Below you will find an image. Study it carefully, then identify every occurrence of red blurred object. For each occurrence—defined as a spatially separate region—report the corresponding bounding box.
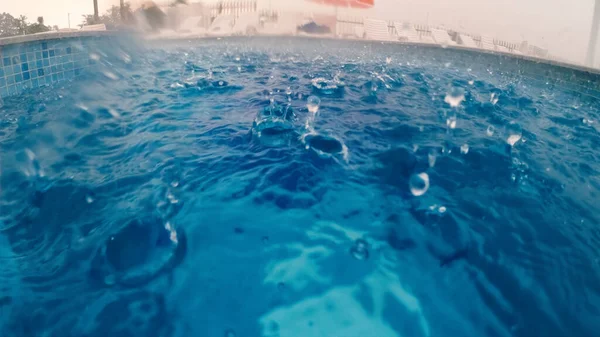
[308,0,374,8]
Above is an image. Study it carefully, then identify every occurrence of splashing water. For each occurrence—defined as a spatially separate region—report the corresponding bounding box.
[444,87,465,108]
[446,113,457,129]
[307,96,321,114]
[486,125,495,136]
[409,173,430,196]
[490,93,499,105]
[506,121,523,146]
[460,144,470,154]
[428,149,437,168]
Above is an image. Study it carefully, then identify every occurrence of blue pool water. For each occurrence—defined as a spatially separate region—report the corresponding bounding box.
[1,36,600,337]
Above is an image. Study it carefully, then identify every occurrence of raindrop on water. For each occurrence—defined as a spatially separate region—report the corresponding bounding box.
[506,121,523,146]
[486,125,495,136]
[350,239,369,260]
[386,57,392,64]
[446,113,457,129]
[428,149,437,168]
[490,93,499,105]
[444,87,465,108]
[409,172,430,196]
[307,96,320,114]
[460,144,469,154]
[468,80,474,85]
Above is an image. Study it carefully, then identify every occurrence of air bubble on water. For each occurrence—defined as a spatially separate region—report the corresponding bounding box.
[506,121,523,146]
[468,80,474,85]
[409,172,430,196]
[444,87,465,108]
[446,113,457,129]
[486,125,495,136]
[350,239,369,260]
[103,71,118,81]
[428,149,437,168]
[307,96,320,114]
[460,144,469,154]
[490,93,499,105]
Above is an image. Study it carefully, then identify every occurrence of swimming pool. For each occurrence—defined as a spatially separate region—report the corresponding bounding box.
[1,36,599,337]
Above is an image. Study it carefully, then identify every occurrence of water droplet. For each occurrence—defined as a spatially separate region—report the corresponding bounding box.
[409,173,430,196]
[307,96,320,114]
[286,87,292,95]
[428,149,437,168]
[444,87,465,108]
[511,173,516,182]
[468,80,474,85]
[506,121,522,146]
[446,113,457,129]
[85,193,95,204]
[170,181,179,188]
[490,93,499,105]
[235,56,241,61]
[350,239,369,260]
[438,206,447,213]
[460,144,469,154]
[386,57,392,64]
[486,125,495,136]
[224,328,236,337]
[103,71,118,81]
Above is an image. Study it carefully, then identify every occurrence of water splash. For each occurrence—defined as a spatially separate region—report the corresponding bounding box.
[490,93,499,105]
[460,144,469,154]
[428,149,437,168]
[486,125,495,136]
[506,121,523,146]
[446,113,457,129]
[444,87,465,108]
[409,173,430,196]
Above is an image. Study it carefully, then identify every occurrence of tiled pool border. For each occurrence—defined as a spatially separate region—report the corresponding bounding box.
[0,31,115,99]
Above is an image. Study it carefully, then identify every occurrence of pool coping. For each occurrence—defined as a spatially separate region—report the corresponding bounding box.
[0,31,116,47]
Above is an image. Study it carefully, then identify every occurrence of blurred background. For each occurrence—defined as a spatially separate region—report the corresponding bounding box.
[1,0,599,68]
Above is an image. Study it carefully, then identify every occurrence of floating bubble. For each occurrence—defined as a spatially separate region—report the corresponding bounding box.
[307,96,321,114]
[460,144,469,154]
[350,239,369,260]
[439,206,447,213]
[409,172,430,196]
[506,121,523,146]
[444,87,465,108]
[486,125,495,136]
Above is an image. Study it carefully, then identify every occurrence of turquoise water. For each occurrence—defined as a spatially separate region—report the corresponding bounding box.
[1,37,600,337]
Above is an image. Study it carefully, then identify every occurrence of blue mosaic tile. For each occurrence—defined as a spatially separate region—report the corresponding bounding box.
[0,68,3,77]
[15,74,22,82]
[43,59,49,67]
[35,51,42,59]
[66,47,72,54]
[32,78,39,87]
[36,60,42,68]
[31,70,37,79]
[49,50,55,57]
[7,76,14,85]
[51,73,58,82]
[8,85,17,95]
[21,63,28,71]
[23,72,30,80]
[20,54,27,62]
[27,52,34,61]
[75,68,82,76]
[0,78,5,87]
[0,87,8,97]
[28,61,35,70]
[42,42,48,50]
[65,70,75,79]
[5,66,14,76]
[58,72,64,80]
[38,68,44,76]
[43,51,48,58]
[11,56,20,64]
[3,57,11,66]
[12,65,19,74]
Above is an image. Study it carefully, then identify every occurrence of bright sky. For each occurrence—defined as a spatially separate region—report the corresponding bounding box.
[2,0,596,64]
